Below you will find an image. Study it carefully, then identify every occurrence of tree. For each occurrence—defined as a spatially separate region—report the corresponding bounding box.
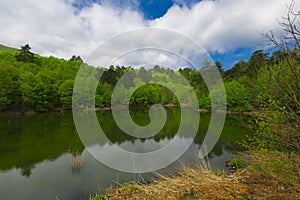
[152,65,162,72]
[178,67,191,80]
[215,61,224,75]
[261,0,300,131]
[100,66,118,86]
[250,1,300,182]
[264,0,300,63]
[138,67,152,83]
[224,60,249,80]
[122,69,136,89]
[69,55,83,62]
[0,67,13,110]
[95,82,112,107]
[225,80,252,111]
[0,60,20,111]
[269,50,287,65]
[58,79,74,110]
[18,71,36,110]
[15,44,36,63]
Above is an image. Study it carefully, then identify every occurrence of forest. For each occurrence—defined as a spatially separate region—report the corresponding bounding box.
[0,44,280,113]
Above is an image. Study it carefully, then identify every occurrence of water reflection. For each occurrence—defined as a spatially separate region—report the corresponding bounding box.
[71,152,82,175]
[0,108,251,200]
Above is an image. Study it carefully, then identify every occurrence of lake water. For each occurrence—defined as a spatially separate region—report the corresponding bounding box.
[0,108,251,200]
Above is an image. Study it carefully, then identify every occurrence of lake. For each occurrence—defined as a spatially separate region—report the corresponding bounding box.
[0,107,251,200]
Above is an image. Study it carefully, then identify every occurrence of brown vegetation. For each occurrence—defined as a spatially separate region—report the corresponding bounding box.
[95,156,300,200]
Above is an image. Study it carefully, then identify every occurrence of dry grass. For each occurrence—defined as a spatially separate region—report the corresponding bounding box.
[71,152,82,175]
[96,165,299,200]
[90,152,300,200]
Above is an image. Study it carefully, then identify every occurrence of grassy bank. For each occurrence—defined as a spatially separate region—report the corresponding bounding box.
[89,152,300,200]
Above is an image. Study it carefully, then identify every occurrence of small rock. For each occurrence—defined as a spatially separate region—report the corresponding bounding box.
[280,186,285,190]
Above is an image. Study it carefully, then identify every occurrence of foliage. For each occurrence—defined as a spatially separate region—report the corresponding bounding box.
[243,1,300,184]
[0,42,297,117]
[15,44,36,63]
[227,156,246,169]
[225,80,252,111]
[1,47,207,111]
[0,44,268,112]
[69,55,83,62]
[58,79,74,110]
[248,149,300,187]
[89,193,108,200]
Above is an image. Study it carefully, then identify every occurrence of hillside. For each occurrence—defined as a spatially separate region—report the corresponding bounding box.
[0,44,18,52]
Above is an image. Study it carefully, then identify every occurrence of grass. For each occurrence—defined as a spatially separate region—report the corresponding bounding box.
[226,156,246,171]
[0,44,18,52]
[88,193,108,200]
[245,150,300,190]
[89,153,300,200]
[89,166,253,199]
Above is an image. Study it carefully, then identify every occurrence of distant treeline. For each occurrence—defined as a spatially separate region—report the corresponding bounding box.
[0,44,298,113]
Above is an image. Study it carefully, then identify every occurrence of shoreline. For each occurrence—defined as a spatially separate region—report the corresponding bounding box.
[0,104,260,117]
[89,150,300,200]
[89,163,300,200]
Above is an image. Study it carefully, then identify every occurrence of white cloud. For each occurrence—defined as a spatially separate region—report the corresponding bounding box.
[0,0,89,57]
[0,0,299,65]
[110,49,191,69]
[86,28,207,69]
[151,0,300,53]
[0,0,145,59]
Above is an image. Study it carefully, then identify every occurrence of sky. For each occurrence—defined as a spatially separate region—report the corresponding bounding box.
[0,0,299,69]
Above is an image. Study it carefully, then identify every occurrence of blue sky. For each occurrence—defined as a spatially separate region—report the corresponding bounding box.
[70,0,260,69]
[71,0,200,19]
[134,0,199,20]
[210,48,255,70]
[0,0,298,69]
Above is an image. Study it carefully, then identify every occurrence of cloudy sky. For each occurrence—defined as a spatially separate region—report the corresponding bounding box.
[0,0,299,69]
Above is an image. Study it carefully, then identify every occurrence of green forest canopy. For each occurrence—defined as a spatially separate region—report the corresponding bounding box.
[0,44,298,114]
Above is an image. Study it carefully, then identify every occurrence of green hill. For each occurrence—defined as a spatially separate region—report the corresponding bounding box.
[0,44,18,52]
